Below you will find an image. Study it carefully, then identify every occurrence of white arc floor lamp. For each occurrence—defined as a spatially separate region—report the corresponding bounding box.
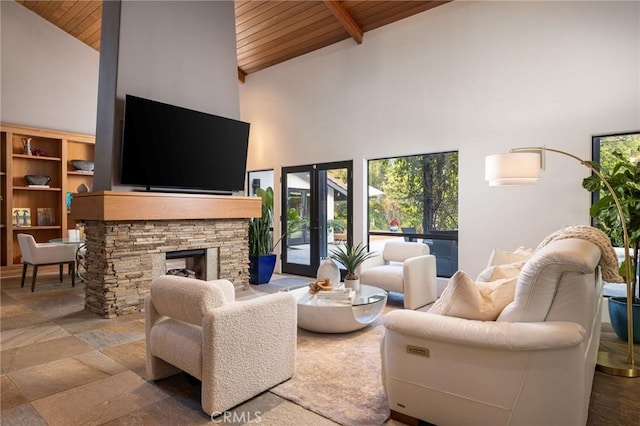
[485,146,638,378]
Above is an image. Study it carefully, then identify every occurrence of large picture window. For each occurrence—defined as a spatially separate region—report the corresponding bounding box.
[368,151,459,277]
[590,132,639,282]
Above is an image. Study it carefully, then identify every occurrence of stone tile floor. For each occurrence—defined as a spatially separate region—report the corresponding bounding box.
[3,272,638,425]
[0,273,348,425]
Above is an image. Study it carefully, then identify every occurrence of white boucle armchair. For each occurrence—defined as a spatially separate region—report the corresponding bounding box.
[359,241,437,309]
[145,275,297,416]
[381,238,604,426]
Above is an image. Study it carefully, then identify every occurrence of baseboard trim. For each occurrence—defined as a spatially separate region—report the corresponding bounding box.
[390,410,420,426]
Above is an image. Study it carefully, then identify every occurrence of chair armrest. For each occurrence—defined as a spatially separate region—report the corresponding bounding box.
[201,292,297,414]
[208,279,236,302]
[204,292,297,346]
[403,254,436,281]
[402,254,437,309]
[384,310,586,350]
[359,252,385,272]
[145,295,182,380]
[202,292,298,374]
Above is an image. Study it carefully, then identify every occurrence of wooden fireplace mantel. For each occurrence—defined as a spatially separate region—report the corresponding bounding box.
[70,191,261,221]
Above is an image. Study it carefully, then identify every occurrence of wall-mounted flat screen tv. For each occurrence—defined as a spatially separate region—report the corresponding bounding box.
[120,94,250,194]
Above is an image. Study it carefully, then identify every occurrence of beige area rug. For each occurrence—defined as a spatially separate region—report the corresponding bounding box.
[271,304,399,426]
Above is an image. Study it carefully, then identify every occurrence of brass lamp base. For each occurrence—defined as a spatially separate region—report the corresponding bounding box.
[597,350,640,378]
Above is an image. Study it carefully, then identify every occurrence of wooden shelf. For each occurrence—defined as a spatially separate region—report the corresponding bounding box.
[13,154,62,162]
[14,186,62,192]
[1,123,94,269]
[12,225,61,231]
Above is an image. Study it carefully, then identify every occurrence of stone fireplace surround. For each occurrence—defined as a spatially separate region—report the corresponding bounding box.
[71,191,261,318]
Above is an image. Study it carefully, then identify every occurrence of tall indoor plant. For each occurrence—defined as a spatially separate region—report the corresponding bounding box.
[582,147,640,342]
[248,187,277,284]
[248,187,302,284]
[329,242,375,291]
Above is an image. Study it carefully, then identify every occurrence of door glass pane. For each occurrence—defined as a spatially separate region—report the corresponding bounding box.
[322,167,349,258]
[286,171,311,266]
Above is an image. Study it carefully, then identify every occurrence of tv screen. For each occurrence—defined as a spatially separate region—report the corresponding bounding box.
[120,94,250,194]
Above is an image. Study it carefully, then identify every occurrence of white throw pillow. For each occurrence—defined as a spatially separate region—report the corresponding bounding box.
[429,271,517,321]
[487,246,533,267]
[476,261,525,282]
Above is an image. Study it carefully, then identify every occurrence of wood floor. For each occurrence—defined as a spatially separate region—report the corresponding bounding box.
[587,324,640,426]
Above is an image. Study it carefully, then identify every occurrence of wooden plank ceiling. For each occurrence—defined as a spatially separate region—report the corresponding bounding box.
[17,0,450,82]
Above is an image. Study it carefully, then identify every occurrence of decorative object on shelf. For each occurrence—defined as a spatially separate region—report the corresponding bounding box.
[485,146,639,378]
[77,183,90,193]
[12,208,31,227]
[329,242,375,292]
[31,148,47,157]
[70,159,94,172]
[24,175,51,186]
[66,192,73,213]
[388,219,400,232]
[21,137,32,155]
[37,208,55,226]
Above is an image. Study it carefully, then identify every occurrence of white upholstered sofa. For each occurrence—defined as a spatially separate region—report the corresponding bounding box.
[381,238,604,425]
[359,241,437,309]
[145,275,297,416]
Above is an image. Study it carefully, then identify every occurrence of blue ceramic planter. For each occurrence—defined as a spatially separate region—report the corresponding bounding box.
[608,296,640,344]
[249,254,276,284]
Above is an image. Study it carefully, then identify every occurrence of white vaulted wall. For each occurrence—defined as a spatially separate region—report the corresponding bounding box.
[0,1,99,134]
[240,1,640,276]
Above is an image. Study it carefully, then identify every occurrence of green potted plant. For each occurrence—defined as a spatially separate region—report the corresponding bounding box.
[248,187,302,284]
[249,187,277,284]
[329,242,375,291]
[582,146,640,343]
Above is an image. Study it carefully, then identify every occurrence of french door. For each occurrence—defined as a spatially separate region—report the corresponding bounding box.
[281,161,352,277]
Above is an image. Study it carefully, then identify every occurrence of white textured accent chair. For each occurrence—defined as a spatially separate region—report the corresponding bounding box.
[18,233,76,292]
[145,275,297,416]
[382,238,604,425]
[359,241,437,309]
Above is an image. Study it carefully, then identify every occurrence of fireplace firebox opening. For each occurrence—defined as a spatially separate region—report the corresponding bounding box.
[166,249,207,279]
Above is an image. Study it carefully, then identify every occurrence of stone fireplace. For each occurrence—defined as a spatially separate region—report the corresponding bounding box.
[70,191,261,318]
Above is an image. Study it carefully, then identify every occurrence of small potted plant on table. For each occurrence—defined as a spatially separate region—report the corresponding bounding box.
[329,242,375,291]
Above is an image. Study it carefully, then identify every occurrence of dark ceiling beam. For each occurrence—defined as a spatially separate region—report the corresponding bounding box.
[322,0,363,44]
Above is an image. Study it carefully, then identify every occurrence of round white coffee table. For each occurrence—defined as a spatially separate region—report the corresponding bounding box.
[293,284,388,333]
